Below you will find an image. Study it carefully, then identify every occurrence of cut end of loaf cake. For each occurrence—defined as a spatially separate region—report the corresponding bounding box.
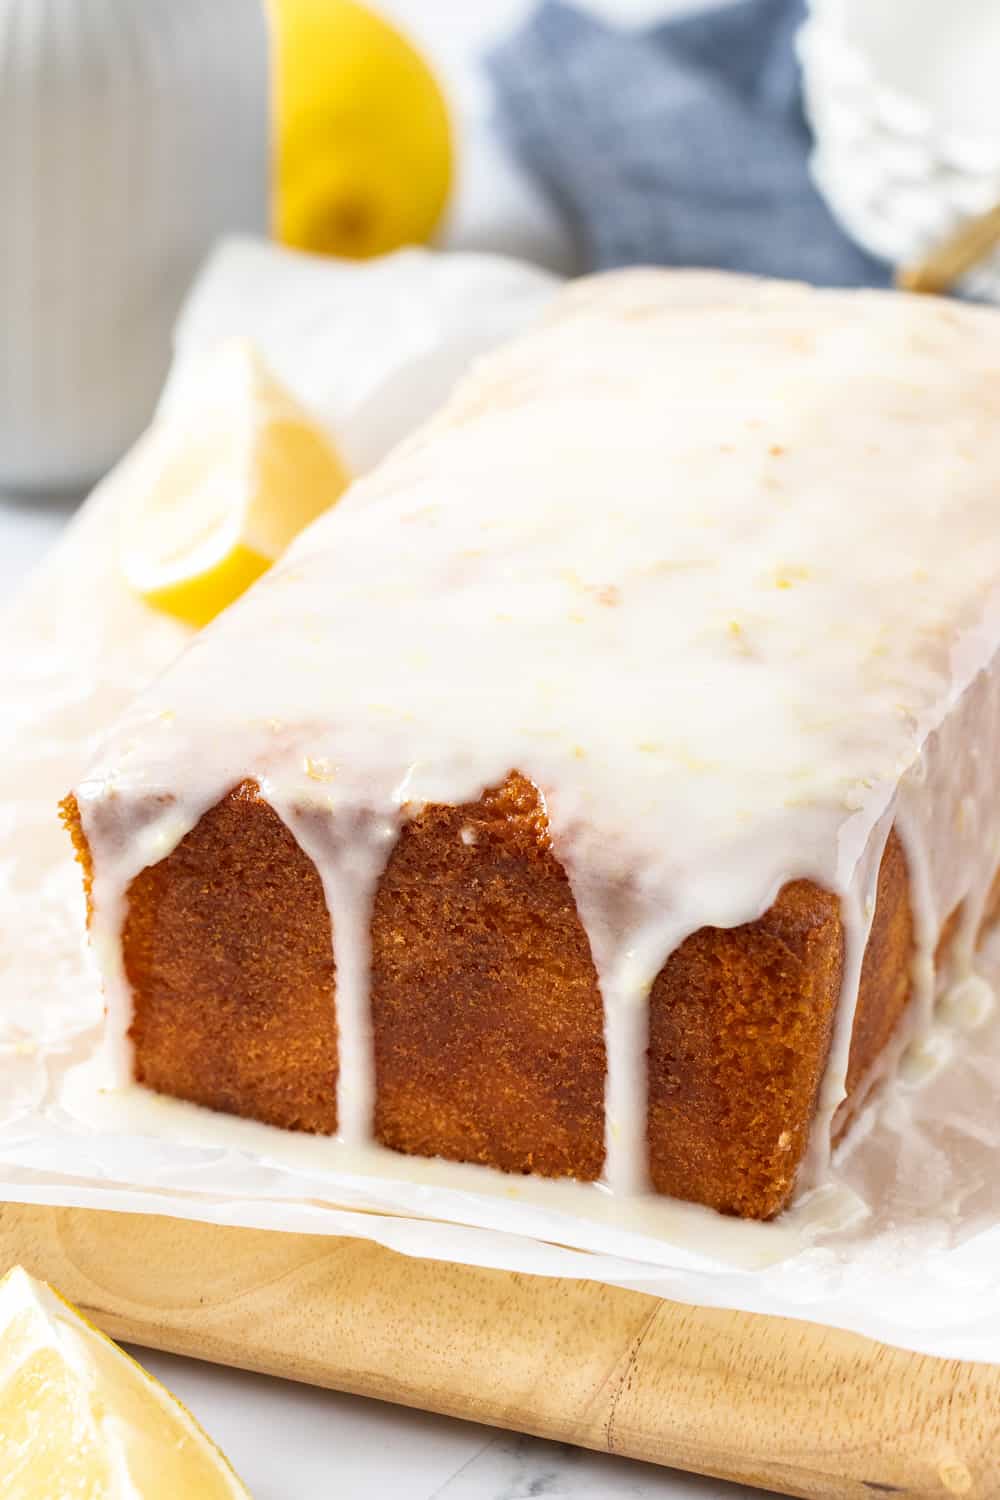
[62,775,916,1219]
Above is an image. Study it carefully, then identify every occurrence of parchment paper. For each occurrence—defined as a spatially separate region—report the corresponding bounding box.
[3,239,1000,1363]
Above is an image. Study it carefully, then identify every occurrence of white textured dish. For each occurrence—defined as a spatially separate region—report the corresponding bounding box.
[798,0,1000,298]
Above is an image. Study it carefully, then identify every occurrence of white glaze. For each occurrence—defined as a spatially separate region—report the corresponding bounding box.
[940,973,995,1030]
[76,269,1000,1212]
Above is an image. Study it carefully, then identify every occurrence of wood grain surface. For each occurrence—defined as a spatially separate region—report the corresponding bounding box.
[0,1203,995,1499]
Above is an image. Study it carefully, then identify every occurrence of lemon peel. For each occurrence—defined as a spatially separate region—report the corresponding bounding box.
[0,1265,250,1499]
[119,338,350,628]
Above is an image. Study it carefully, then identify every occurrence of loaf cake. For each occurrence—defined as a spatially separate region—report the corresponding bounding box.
[63,270,1000,1220]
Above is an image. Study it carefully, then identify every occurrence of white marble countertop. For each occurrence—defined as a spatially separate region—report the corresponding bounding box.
[1,1,784,1492]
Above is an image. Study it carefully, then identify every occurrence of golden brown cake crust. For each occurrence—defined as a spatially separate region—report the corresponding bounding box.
[646,880,844,1218]
[62,777,918,1218]
[371,774,607,1179]
[121,782,338,1134]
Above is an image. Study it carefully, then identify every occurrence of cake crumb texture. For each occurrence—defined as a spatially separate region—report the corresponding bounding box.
[372,773,607,1179]
[123,781,338,1134]
[647,878,844,1218]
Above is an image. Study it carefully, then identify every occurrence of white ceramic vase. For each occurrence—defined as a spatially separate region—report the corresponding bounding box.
[0,0,269,493]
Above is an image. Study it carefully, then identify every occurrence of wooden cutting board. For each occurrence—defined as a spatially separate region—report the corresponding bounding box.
[0,1202,995,1499]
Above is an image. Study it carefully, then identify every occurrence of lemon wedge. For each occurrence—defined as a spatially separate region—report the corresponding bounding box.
[267,0,453,259]
[0,1265,250,1499]
[119,338,350,628]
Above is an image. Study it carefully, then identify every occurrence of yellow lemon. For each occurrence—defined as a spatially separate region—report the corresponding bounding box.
[119,338,350,628]
[0,1265,250,1499]
[267,0,453,258]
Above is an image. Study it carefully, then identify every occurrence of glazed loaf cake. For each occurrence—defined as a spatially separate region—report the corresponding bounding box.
[64,270,1000,1219]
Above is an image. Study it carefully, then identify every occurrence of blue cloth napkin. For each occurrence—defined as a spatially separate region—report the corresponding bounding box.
[487,0,890,286]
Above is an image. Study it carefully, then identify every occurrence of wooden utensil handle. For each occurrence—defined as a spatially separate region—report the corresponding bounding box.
[0,1203,994,1499]
[897,202,1000,295]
